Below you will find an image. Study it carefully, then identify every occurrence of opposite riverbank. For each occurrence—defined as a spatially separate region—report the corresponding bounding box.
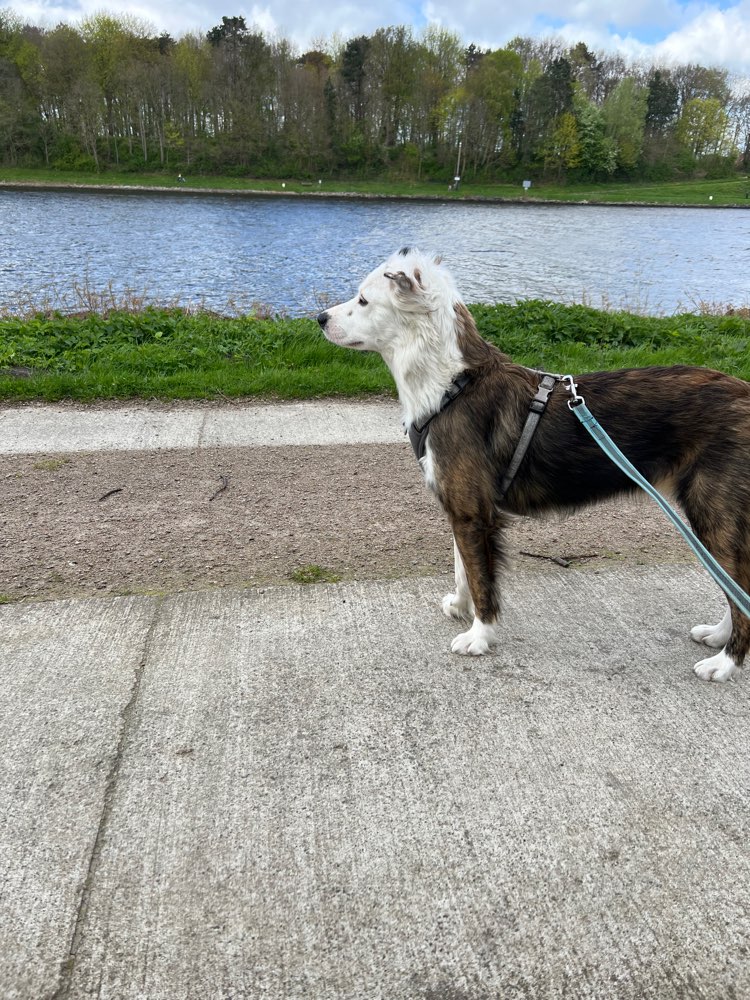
[2,168,749,208]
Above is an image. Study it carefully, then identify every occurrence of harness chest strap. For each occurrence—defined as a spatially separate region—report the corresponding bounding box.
[407,371,472,462]
[498,373,559,501]
[407,370,559,504]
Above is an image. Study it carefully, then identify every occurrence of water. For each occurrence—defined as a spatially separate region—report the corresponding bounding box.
[1,188,749,316]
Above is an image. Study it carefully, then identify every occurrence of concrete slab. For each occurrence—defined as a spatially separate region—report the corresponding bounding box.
[0,595,159,1000]
[0,401,402,455]
[7,567,744,999]
[200,401,402,448]
[0,407,205,455]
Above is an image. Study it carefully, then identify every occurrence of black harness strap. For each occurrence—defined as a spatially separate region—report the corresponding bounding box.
[407,371,472,461]
[498,373,559,501]
[407,370,560,504]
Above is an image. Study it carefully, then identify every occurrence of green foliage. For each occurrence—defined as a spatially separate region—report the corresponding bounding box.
[602,78,647,173]
[470,302,750,377]
[543,112,580,178]
[0,303,748,403]
[645,70,679,136]
[676,98,731,157]
[0,13,745,184]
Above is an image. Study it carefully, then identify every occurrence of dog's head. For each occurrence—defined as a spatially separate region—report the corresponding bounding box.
[317,247,457,357]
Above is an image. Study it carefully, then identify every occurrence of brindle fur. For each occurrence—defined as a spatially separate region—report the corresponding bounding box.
[431,304,750,667]
[318,249,750,677]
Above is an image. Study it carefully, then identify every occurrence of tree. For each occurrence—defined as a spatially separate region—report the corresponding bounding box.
[78,13,153,165]
[171,33,212,166]
[573,92,617,178]
[645,69,678,137]
[676,97,731,157]
[340,35,369,124]
[367,26,417,147]
[568,42,602,101]
[461,47,523,174]
[727,86,750,168]
[521,56,574,167]
[672,64,729,109]
[416,27,463,141]
[543,111,580,179]
[602,77,647,172]
[206,15,248,48]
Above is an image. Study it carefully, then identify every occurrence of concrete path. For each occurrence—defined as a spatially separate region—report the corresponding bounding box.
[1,403,749,999]
[0,400,402,454]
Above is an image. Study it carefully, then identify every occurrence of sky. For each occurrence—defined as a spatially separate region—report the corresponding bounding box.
[9,0,750,76]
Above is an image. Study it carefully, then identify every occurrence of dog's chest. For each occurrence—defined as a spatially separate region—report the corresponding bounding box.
[419,439,440,495]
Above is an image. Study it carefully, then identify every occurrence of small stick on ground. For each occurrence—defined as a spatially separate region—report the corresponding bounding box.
[97,487,123,502]
[209,475,230,502]
[519,550,599,568]
[213,389,239,405]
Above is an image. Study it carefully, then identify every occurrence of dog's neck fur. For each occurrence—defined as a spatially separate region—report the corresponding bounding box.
[381,299,496,427]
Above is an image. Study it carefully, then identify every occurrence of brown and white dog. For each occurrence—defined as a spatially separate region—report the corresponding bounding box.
[317,247,750,682]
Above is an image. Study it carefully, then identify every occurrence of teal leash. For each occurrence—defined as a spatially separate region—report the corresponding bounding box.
[562,375,750,619]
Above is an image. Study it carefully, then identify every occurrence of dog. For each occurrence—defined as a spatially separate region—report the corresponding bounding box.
[317,247,750,682]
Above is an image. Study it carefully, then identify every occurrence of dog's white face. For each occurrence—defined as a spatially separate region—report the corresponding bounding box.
[318,263,395,353]
[317,249,449,358]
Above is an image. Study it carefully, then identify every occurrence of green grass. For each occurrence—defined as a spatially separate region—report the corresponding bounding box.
[0,302,748,402]
[288,564,342,584]
[1,167,749,207]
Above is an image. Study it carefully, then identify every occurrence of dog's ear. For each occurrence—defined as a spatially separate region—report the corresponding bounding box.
[384,270,415,294]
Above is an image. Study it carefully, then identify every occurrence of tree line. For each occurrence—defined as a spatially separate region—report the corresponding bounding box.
[1,10,749,183]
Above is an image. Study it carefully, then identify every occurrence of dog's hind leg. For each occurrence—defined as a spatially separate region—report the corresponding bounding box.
[693,603,749,682]
[448,518,503,656]
[442,536,474,623]
[685,500,750,681]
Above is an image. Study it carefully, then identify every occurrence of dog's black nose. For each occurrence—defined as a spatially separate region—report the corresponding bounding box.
[317,311,329,328]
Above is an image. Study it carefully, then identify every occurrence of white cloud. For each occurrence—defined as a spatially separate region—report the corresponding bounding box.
[652,3,750,71]
[8,0,750,72]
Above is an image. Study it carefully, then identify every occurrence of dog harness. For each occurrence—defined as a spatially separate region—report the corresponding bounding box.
[407,370,560,504]
[407,371,472,462]
[498,373,559,501]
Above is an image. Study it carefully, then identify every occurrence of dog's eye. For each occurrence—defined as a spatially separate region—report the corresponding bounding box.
[358,295,368,306]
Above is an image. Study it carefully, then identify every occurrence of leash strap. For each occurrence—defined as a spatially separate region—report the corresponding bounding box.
[499,374,558,501]
[564,376,750,618]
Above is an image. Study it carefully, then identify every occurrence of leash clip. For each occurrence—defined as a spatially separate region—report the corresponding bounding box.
[563,374,584,409]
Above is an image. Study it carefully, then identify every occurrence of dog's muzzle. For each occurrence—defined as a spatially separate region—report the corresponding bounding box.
[317,311,329,328]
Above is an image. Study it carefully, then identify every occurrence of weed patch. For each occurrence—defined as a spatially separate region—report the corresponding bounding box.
[33,457,72,471]
[289,565,342,584]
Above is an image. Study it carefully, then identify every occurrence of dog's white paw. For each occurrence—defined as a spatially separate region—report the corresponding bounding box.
[690,608,732,648]
[694,649,737,683]
[442,592,473,622]
[450,619,496,656]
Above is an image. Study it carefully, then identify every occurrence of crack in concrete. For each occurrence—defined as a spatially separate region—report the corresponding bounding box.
[50,596,165,1000]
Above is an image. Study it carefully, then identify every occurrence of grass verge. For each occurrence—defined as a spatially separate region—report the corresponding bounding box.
[0,302,748,403]
[1,167,749,207]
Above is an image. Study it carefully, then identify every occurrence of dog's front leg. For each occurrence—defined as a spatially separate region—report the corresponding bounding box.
[448,520,500,656]
[442,536,474,622]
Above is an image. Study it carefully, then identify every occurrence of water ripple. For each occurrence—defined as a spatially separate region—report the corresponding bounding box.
[0,189,748,315]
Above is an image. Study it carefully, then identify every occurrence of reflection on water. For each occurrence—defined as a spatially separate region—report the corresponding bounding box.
[1,189,748,315]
